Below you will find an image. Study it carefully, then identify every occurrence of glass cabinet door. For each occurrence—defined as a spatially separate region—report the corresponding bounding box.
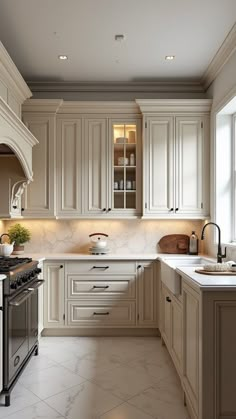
[112,123,137,211]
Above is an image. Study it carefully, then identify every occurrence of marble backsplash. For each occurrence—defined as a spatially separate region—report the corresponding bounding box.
[4,219,205,254]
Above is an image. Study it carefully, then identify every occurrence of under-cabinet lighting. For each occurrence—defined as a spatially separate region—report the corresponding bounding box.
[165,55,175,60]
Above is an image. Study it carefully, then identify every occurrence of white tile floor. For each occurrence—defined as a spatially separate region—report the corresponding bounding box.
[0,337,190,419]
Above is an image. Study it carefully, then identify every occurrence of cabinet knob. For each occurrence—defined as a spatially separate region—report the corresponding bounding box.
[108,208,111,212]
[166,296,172,303]
[13,205,17,209]
[60,265,63,269]
[169,208,174,212]
[137,265,142,269]
[175,208,179,212]
[102,208,106,212]
[21,208,25,212]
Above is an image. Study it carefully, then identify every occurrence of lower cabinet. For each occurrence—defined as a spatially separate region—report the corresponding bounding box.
[43,262,65,328]
[67,300,136,327]
[43,259,158,330]
[160,282,183,375]
[182,282,199,418]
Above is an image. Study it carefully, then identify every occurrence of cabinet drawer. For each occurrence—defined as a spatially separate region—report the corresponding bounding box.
[67,300,136,326]
[67,275,136,299]
[66,261,136,275]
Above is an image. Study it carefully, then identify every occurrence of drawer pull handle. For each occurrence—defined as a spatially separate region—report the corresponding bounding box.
[92,266,109,270]
[166,296,172,303]
[93,312,110,316]
[92,285,109,289]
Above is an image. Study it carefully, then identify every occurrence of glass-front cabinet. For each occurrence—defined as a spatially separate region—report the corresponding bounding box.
[110,119,141,216]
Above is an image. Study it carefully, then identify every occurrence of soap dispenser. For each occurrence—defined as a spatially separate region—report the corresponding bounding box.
[189,231,198,255]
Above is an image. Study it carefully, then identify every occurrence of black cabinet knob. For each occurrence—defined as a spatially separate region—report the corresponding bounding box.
[103,208,106,212]
[169,208,174,212]
[21,208,25,212]
[13,205,17,209]
[175,208,179,212]
[166,296,172,303]
[60,265,63,269]
[137,265,142,269]
[108,208,111,212]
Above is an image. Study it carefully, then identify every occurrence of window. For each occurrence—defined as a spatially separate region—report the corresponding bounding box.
[215,98,236,244]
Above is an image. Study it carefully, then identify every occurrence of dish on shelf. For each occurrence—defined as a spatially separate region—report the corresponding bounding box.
[116,137,128,144]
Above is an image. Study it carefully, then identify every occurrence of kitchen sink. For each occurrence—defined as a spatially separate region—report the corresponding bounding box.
[162,256,215,268]
[160,256,215,295]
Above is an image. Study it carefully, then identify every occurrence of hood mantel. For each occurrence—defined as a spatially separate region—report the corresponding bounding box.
[0,97,38,181]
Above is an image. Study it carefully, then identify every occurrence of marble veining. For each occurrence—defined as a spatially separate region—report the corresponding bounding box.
[5,219,203,254]
[0,336,190,419]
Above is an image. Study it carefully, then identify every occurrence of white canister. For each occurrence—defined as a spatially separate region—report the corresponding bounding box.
[130,154,135,166]
[114,182,118,190]
[119,180,124,190]
[126,180,132,190]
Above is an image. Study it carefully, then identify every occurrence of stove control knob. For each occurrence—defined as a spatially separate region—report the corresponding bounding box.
[35,268,42,275]
[22,276,28,283]
[17,278,22,286]
[10,282,17,289]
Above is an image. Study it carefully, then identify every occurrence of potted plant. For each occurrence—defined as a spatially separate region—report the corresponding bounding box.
[8,223,31,254]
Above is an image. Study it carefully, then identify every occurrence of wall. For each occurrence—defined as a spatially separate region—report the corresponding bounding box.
[206,49,236,258]
[4,219,204,255]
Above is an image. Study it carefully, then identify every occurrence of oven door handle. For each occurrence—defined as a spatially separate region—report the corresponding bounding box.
[27,279,45,291]
[9,289,34,307]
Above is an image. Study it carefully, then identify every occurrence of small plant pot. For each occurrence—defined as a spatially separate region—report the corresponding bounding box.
[13,245,24,255]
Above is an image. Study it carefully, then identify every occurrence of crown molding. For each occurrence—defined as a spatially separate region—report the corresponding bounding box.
[22,99,141,114]
[27,80,205,94]
[0,41,32,103]
[201,23,236,90]
[22,99,63,113]
[58,101,140,114]
[136,99,212,113]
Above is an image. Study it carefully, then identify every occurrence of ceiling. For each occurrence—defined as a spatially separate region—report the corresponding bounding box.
[0,0,235,83]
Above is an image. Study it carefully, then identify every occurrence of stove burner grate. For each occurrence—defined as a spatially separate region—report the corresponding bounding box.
[0,257,32,272]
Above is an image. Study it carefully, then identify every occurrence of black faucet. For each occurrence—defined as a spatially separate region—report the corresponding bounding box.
[201,222,226,263]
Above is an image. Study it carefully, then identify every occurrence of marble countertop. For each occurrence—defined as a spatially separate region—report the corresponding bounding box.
[177,266,236,290]
[22,253,161,262]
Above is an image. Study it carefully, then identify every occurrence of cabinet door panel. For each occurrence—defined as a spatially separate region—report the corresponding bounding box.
[176,117,203,215]
[138,262,157,326]
[182,284,199,416]
[171,298,183,375]
[57,119,82,216]
[144,117,174,215]
[84,119,107,214]
[23,116,55,217]
[44,263,65,328]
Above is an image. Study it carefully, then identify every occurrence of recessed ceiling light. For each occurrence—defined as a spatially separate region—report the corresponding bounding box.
[58,55,68,60]
[115,34,126,42]
[165,55,175,61]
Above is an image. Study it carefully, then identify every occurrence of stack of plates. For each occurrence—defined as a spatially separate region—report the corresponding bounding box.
[89,246,111,255]
[116,137,128,144]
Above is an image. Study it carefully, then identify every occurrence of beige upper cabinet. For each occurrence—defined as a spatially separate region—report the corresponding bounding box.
[57,117,83,217]
[83,116,141,217]
[22,100,62,218]
[83,118,108,215]
[137,99,211,219]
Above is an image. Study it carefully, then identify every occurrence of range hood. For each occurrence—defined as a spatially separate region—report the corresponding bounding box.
[0,97,38,218]
[0,96,38,181]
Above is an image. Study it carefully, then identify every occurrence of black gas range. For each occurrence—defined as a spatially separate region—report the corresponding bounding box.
[0,257,44,407]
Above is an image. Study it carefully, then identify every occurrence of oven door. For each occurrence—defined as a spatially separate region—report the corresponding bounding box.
[6,289,32,385]
[5,279,44,386]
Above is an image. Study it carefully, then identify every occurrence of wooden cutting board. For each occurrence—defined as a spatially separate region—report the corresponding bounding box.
[158,234,189,254]
[195,269,236,275]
